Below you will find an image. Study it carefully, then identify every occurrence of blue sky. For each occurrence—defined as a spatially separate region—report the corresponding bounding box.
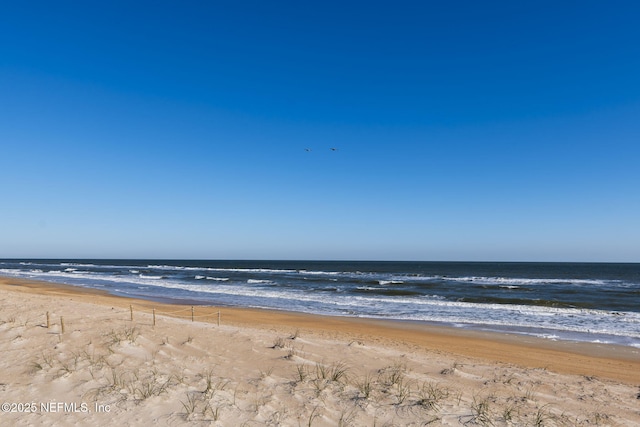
[1,1,639,261]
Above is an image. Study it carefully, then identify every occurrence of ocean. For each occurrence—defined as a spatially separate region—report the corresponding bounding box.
[1,259,639,347]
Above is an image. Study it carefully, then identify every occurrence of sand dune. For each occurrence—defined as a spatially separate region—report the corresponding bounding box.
[1,277,639,426]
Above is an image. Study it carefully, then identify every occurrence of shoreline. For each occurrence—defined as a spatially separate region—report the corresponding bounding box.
[2,275,640,425]
[2,260,638,351]
[2,275,639,384]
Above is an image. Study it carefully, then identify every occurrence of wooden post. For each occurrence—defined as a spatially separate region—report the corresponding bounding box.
[130,305,133,321]
[217,311,220,327]
[60,316,65,334]
[46,311,50,329]
[153,308,156,327]
[191,306,194,322]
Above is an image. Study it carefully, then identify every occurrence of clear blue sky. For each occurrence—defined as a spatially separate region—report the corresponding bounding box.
[1,1,639,261]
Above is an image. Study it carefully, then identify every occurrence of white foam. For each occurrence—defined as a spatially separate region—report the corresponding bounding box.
[149,265,298,274]
[61,262,97,267]
[195,275,229,281]
[300,270,341,276]
[138,274,163,280]
[442,276,611,286]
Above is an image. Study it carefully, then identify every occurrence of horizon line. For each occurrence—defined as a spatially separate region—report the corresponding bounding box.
[1,257,638,264]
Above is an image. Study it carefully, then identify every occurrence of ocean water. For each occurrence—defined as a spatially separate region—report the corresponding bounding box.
[1,259,639,347]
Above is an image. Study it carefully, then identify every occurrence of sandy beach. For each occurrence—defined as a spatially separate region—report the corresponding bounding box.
[1,276,639,426]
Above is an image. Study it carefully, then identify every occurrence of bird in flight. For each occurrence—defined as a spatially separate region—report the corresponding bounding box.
[304,147,338,152]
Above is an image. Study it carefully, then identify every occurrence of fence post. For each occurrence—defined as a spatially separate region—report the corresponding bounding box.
[191,306,194,322]
[46,311,50,329]
[153,308,156,327]
[130,305,133,321]
[60,316,65,334]
[217,311,220,327]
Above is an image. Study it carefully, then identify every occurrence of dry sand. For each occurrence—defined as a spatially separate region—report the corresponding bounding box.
[1,276,639,426]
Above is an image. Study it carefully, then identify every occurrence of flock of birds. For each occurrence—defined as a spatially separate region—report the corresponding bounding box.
[305,148,338,152]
